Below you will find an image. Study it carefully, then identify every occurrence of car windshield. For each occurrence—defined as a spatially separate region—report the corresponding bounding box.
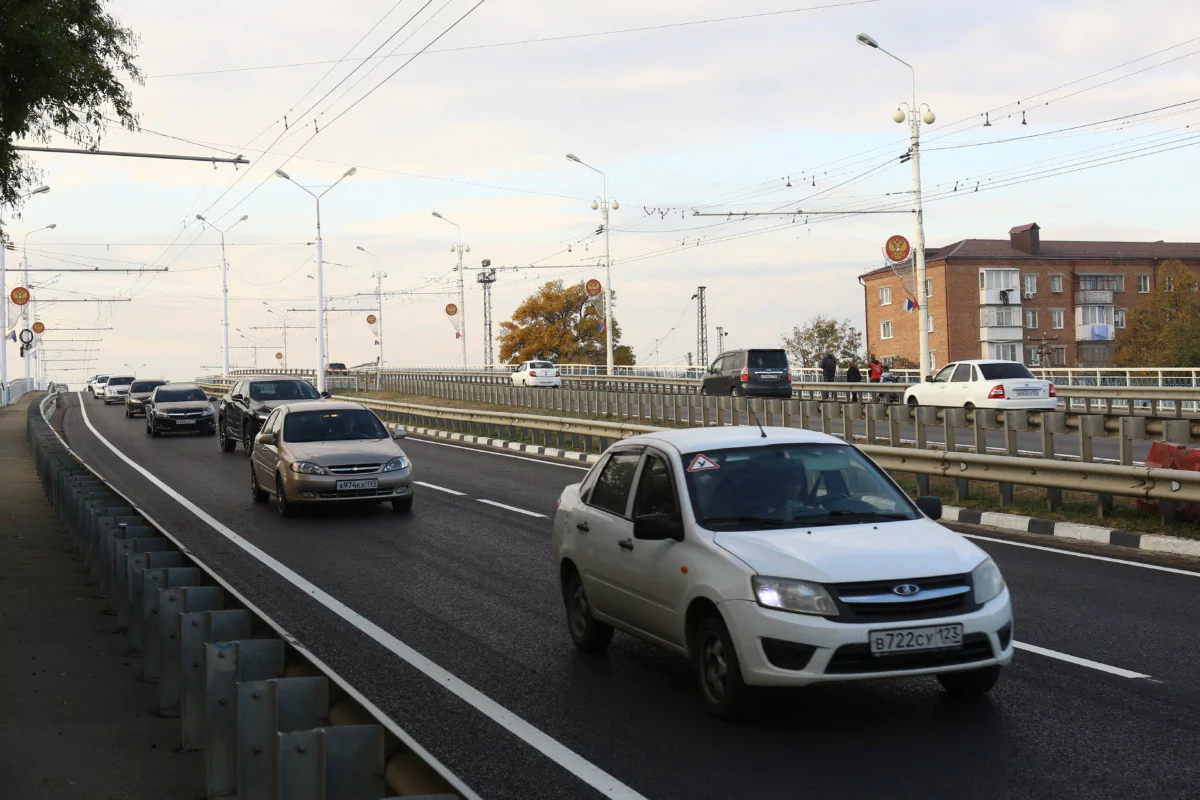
[108,376,134,385]
[283,409,388,443]
[978,362,1036,380]
[682,443,918,530]
[747,350,788,369]
[249,380,321,401]
[96,376,110,383]
[130,381,165,392]
[155,388,207,403]
[531,362,554,369]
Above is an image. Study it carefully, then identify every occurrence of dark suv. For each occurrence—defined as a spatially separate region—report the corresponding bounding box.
[217,376,327,455]
[700,349,792,398]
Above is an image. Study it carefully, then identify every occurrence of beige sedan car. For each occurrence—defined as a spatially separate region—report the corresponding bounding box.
[249,400,413,516]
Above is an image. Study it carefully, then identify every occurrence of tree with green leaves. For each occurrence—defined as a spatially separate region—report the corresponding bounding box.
[1,0,143,216]
[1112,260,1200,367]
[498,280,635,366]
[781,315,863,368]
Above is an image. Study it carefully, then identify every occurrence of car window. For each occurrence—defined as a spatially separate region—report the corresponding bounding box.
[932,365,956,383]
[154,387,207,403]
[747,350,788,369]
[727,352,745,371]
[250,380,321,401]
[283,409,387,442]
[709,357,723,373]
[262,409,283,435]
[108,376,134,385]
[633,453,680,517]
[951,364,972,382]
[514,363,526,371]
[130,380,165,392]
[531,361,554,369]
[230,381,244,397]
[978,362,1037,380]
[587,451,642,517]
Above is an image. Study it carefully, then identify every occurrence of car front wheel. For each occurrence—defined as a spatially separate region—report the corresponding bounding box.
[692,612,755,720]
[937,665,1001,697]
[562,568,612,653]
[243,424,255,456]
[275,474,292,517]
[392,494,413,512]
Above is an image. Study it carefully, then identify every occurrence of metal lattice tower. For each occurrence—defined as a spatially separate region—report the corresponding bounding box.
[477,268,497,365]
[694,286,708,367]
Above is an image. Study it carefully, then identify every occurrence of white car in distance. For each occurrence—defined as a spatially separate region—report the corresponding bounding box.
[903,359,1057,410]
[511,360,562,388]
[552,426,1013,719]
[103,375,135,404]
[87,374,111,399]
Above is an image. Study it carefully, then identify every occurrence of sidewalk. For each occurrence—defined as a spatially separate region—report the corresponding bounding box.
[0,395,202,798]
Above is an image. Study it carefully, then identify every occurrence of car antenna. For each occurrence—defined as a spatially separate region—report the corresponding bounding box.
[748,406,767,438]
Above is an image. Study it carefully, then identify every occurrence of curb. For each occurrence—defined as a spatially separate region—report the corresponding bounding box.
[943,505,1200,557]
[394,424,602,464]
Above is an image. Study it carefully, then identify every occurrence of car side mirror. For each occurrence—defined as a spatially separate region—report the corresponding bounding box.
[915,496,943,520]
[321,391,332,399]
[231,393,244,401]
[391,429,407,440]
[633,513,684,542]
[256,432,278,446]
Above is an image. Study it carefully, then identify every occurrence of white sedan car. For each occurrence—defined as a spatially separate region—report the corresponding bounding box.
[552,426,1013,719]
[510,360,562,388]
[903,359,1057,410]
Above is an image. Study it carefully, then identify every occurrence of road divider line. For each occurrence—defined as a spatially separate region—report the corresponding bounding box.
[1014,641,1150,679]
[478,499,548,518]
[961,533,1200,577]
[414,480,466,496]
[404,436,590,470]
[74,394,649,800]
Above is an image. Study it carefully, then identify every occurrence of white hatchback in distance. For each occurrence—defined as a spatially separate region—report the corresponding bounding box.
[511,360,562,388]
[903,359,1056,410]
[552,426,1013,718]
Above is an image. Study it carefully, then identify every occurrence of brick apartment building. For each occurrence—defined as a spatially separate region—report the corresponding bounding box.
[861,223,1200,370]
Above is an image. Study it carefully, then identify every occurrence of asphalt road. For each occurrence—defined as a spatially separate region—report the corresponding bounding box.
[60,392,1199,800]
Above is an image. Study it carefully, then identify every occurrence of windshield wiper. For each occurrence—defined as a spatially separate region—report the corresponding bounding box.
[702,516,793,528]
[792,510,912,525]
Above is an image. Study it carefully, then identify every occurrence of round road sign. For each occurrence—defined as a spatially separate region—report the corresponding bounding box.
[885,234,911,263]
[32,322,45,334]
[366,314,377,325]
[275,352,284,360]
[585,279,602,297]
[445,303,458,317]
[10,286,31,306]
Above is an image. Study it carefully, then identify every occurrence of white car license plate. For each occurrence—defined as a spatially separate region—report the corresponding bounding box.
[760,374,780,381]
[870,623,963,655]
[336,478,379,491]
[176,419,196,425]
[1014,389,1039,397]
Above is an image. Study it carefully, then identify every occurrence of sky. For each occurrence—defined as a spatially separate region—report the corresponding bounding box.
[5,0,1200,385]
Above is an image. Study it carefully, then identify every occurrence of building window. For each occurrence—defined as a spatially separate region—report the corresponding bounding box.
[928,351,936,370]
[881,355,895,368]
[980,269,1019,290]
[1026,346,1041,366]
[1079,343,1112,365]
[989,343,1019,361]
[1137,274,1151,293]
[1051,309,1064,329]
[927,314,934,333]
[925,278,933,299]
[1115,308,1127,329]
[1165,275,1175,291]
[1025,309,1039,329]
[1023,274,1037,296]
[981,306,1020,326]
[1051,346,1067,366]
[879,286,892,305]
[881,320,893,340]
[1050,274,1063,293]
[1080,305,1113,325]
[1078,274,1123,292]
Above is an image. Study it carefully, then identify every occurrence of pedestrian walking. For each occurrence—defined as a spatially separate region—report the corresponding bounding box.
[819,352,837,399]
[846,362,862,402]
[868,357,883,403]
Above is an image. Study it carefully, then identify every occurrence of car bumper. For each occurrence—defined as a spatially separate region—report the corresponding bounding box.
[126,399,147,414]
[152,415,216,432]
[281,469,413,503]
[744,385,793,398]
[722,590,1014,686]
[521,378,562,387]
[976,398,1058,410]
[104,392,129,402]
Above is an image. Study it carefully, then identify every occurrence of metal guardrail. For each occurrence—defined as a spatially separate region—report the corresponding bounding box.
[26,392,470,800]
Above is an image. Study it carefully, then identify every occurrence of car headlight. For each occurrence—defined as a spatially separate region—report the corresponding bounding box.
[972,558,1006,605]
[154,410,170,418]
[202,406,214,415]
[382,456,410,472]
[751,576,838,616]
[290,461,327,475]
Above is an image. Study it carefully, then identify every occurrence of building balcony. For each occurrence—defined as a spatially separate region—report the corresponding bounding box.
[1075,322,1114,341]
[980,288,1021,306]
[979,325,1023,342]
[1075,290,1114,305]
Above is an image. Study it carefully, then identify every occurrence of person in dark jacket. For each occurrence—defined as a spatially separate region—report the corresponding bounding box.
[819,352,837,398]
[846,362,862,402]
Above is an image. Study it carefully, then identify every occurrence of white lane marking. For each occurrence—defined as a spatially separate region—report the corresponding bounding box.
[414,480,466,496]
[405,436,590,470]
[1014,642,1150,679]
[74,394,648,800]
[477,499,548,519]
[961,533,1200,577]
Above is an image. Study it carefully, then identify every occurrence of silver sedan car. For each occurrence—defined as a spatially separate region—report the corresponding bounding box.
[249,400,413,516]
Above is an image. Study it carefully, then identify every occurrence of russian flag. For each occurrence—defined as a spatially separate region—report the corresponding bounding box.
[905,297,919,312]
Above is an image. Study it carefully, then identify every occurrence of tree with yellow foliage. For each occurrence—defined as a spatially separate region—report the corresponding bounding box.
[1112,260,1200,367]
[498,280,635,365]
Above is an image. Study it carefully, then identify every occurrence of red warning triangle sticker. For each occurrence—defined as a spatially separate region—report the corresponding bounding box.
[687,454,720,472]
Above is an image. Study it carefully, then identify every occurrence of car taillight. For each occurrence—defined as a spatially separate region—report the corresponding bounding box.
[988,385,1006,399]
[785,371,792,381]
[1049,383,1056,397]
[555,370,560,377]
[529,370,537,377]
[740,367,749,382]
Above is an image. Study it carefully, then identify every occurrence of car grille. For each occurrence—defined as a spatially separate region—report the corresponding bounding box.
[828,573,976,622]
[316,488,394,499]
[825,633,995,674]
[327,464,381,475]
[167,410,207,418]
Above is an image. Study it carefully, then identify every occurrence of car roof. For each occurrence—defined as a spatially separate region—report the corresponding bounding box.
[619,426,844,454]
[157,382,202,389]
[946,359,1026,366]
[241,375,310,382]
[279,400,360,412]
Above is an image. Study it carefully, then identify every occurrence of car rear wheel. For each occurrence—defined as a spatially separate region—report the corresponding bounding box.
[218,417,236,452]
[562,568,612,653]
[391,494,413,512]
[964,402,976,411]
[149,418,160,438]
[937,665,1001,697]
[275,474,292,518]
[907,396,920,406]
[250,464,268,503]
[692,612,755,720]
[730,386,743,398]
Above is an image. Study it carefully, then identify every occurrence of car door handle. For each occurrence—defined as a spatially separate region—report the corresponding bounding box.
[576,522,590,533]
[618,539,634,551]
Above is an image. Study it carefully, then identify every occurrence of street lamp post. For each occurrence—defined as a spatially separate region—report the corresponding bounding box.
[431,212,468,367]
[1,184,50,404]
[566,154,619,375]
[22,222,57,390]
[857,32,936,381]
[356,246,386,390]
[196,213,249,379]
[275,167,357,393]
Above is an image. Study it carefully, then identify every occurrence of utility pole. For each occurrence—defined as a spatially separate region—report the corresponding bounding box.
[373,269,387,390]
[476,265,497,366]
[715,326,729,354]
[693,286,708,368]
[432,212,469,366]
[196,214,249,379]
[566,153,619,375]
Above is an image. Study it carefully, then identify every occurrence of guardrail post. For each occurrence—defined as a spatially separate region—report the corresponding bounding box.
[159,586,225,716]
[865,403,888,444]
[181,609,254,752]
[1119,416,1146,467]
[106,523,154,612]
[97,515,142,599]
[206,639,289,798]
[841,402,862,442]
[279,726,387,800]
[914,407,938,495]
[886,404,908,447]
[1041,412,1067,509]
[998,411,1027,506]
[1077,414,1112,517]
[126,549,186,648]
[819,403,838,437]
[941,409,968,500]
[238,676,330,800]
[141,566,203,681]
[1163,419,1191,443]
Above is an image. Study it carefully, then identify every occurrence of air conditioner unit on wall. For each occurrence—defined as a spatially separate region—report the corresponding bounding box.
[1023,291,1035,300]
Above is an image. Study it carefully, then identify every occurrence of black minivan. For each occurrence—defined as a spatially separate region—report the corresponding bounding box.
[700,349,793,398]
